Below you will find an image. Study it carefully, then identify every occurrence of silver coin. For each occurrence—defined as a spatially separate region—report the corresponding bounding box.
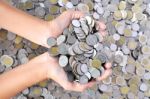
[35,6,45,17]
[58,43,68,55]
[73,43,84,54]
[140,83,148,92]
[57,35,66,45]
[86,34,98,46]
[89,67,101,78]
[79,75,89,84]
[80,64,88,73]
[47,37,56,47]
[72,20,80,27]
[59,55,68,67]
[76,63,84,75]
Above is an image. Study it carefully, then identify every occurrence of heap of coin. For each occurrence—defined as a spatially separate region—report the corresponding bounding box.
[1,0,150,99]
[47,16,107,84]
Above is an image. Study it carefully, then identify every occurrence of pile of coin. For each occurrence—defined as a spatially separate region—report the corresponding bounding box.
[47,16,107,84]
[1,0,150,99]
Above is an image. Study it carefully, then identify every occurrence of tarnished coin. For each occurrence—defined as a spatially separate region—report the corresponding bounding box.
[14,36,23,44]
[59,55,68,67]
[44,14,55,21]
[47,37,56,47]
[79,75,89,84]
[49,0,58,4]
[0,55,14,67]
[113,10,122,20]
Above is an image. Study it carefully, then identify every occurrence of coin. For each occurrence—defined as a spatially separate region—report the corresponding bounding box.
[49,5,59,14]
[59,55,68,67]
[120,86,130,95]
[48,46,59,56]
[29,87,42,98]
[86,34,98,46]
[77,3,89,13]
[127,39,138,50]
[57,35,66,45]
[99,84,108,92]
[44,14,55,21]
[65,2,74,9]
[124,28,132,37]
[119,1,126,10]
[89,67,101,78]
[141,45,150,54]
[136,66,145,76]
[58,43,68,55]
[49,0,58,4]
[72,20,80,27]
[90,59,101,69]
[139,35,147,44]
[80,64,88,73]
[0,55,14,67]
[35,7,45,18]
[14,36,23,44]
[71,0,79,6]
[79,75,89,84]
[116,76,126,86]
[47,37,56,47]
[140,83,148,92]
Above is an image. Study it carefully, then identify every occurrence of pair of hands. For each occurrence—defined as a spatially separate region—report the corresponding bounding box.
[31,10,112,92]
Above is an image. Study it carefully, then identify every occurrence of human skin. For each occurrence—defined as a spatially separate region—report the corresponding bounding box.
[0,1,112,99]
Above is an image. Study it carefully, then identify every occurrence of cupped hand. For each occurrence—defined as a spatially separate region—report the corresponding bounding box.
[44,10,112,91]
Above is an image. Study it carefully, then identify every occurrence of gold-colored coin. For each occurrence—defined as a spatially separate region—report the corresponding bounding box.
[101,94,110,99]
[116,76,126,86]
[31,87,42,96]
[86,1,94,11]
[111,20,118,26]
[127,57,136,66]
[45,14,55,21]
[116,36,126,46]
[114,10,122,20]
[28,53,36,60]
[113,66,123,76]
[14,35,23,44]
[141,58,149,66]
[124,29,132,37]
[129,84,138,94]
[49,46,59,56]
[38,80,48,87]
[14,42,24,49]
[59,6,66,13]
[49,0,58,4]
[127,10,133,19]
[91,59,101,69]
[49,5,60,14]
[120,10,127,19]
[120,86,130,95]
[118,1,126,10]
[136,13,144,20]
[128,75,140,86]
[31,42,39,50]
[127,40,138,50]
[24,1,34,10]
[0,55,14,67]
[107,36,116,44]
[0,29,7,41]
[141,45,150,54]
[132,5,142,13]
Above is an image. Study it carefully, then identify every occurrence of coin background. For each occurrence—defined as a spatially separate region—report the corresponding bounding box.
[1,0,150,99]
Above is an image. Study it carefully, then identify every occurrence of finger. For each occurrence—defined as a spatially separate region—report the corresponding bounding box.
[71,11,84,19]
[97,21,106,30]
[96,69,112,81]
[99,30,107,37]
[69,81,96,92]
[104,62,112,69]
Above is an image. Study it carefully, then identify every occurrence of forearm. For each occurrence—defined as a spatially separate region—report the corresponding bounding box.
[0,1,51,48]
[0,57,48,99]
